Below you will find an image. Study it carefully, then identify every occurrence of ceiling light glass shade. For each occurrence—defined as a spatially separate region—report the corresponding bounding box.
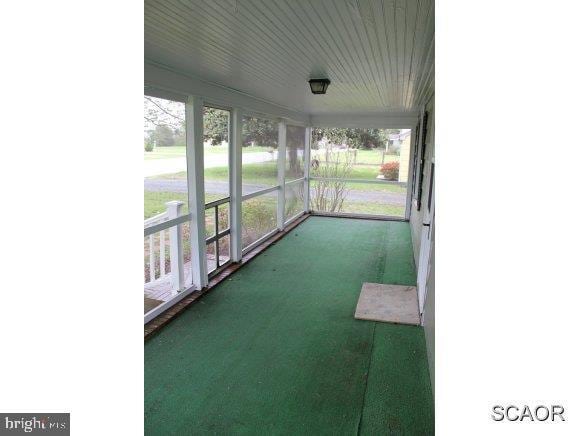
[308,78,331,94]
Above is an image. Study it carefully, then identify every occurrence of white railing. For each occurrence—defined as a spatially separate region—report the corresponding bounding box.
[144,211,167,283]
[144,201,185,293]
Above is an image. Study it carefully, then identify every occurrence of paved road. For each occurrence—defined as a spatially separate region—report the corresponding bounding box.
[144,151,277,177]
[144,178,406,205]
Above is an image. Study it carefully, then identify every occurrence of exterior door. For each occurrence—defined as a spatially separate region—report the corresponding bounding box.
[417,160,434,314]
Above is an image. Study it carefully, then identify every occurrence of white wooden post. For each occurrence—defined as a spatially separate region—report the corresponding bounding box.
[304,126,311,212]
[186,95,208,289]
[159,229,165,276]
[277,121,287,230]
[166,201,184,293]
[230,107,243,262]
[149,234,155,282]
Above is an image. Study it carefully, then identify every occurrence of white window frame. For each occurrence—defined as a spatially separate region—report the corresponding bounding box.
[308,125,415,220]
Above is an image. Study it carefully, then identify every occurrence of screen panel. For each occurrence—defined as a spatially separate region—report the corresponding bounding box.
[203,107,230,203]
[241,115,278,195]
[144,95,188,220]
[310,127,411,217]
[285,125,306,181]
[284,182,304,222]
[241,193,277,249]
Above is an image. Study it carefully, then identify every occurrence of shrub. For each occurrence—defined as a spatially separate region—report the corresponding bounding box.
[241,200,277,247]
[379,162,399,180]
[310,145,354,213]
[144,142,154,152]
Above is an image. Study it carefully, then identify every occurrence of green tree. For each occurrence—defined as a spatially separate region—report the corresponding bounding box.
[203,107,229,145]
[312,128,399,150]
[242,116,278,147]
[173,128,186,147]
[153,124,175,147]
[144,96,185,148]
[144,136,154,152]
[286,125,305,178]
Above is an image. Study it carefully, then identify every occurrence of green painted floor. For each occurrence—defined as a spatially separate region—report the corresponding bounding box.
[145,217,433,435]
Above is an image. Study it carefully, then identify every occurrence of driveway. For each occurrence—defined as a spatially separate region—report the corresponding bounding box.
[144,151,277,177]
[144,178,406,205]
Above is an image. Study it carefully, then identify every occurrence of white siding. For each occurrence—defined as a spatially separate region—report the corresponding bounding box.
[410,96,434,265]
[410,94,435,395]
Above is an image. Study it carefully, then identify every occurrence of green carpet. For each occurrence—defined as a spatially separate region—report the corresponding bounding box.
[145,217,434,435]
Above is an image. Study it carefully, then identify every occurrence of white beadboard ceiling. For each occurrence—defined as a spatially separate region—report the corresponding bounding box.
[144,0,434,115]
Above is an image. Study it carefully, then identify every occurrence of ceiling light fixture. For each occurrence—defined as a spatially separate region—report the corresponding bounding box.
[308,78,331,95]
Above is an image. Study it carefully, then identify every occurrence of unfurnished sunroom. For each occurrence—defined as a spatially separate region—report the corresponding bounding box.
[144,0,435,434]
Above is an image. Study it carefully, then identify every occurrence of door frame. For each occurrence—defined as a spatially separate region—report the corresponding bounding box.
[417,158,435,314]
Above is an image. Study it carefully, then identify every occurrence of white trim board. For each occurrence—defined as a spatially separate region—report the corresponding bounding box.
[145,62,422,126]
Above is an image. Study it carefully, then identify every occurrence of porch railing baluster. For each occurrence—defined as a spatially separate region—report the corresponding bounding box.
[144,210,170,284]
[149,234,155,282]
[166,201,185,294]
[159,228,165,277]
[214,204,219,269]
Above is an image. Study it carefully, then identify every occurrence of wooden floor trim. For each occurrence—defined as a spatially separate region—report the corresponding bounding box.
[310,211,408,222]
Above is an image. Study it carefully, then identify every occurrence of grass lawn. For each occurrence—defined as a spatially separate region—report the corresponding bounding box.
[150,162,279,187]
[145,191,228,219]
[339,201,405,217]
[144,146,187,160]
[311,148,400,165]
[343,182,406,193]
[150,162,406,194]
[145,189,404,220]
[144,144,274,160]
[145,191,188,219]
[145,159,406,220]
[147,146,396,165]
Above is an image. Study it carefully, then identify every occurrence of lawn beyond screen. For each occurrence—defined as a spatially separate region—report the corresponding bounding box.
[310,128,410,218]
[144,96,188,220]
[144,96,190,315]
[241,115,278,195]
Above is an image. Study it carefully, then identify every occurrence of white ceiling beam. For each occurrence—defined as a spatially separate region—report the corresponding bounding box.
[310,112,419,129]
[145,61,310,125]
[145,61,422,128]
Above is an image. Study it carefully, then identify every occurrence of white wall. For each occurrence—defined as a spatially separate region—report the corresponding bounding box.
[410,94,435,395]
[410,97,435,264]
[422,226,435,395]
